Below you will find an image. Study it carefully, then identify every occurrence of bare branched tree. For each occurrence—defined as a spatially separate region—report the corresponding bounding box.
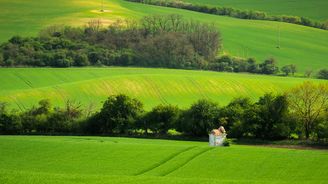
[287,82,328,139]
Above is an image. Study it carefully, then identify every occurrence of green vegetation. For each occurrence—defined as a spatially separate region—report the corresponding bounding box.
[0,0,327,72]
[0,18,289,76]
[127,0,328,30]
[0,15,220,70]
[2,85,328,140]
[0,136,327,184]
[0,1,327,183]
[318,69,328,79]
[0,67,325,110]
[181,0,328,21]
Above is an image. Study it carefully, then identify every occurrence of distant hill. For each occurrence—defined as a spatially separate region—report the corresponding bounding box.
[182,0,328,21]
[0,0,327,72]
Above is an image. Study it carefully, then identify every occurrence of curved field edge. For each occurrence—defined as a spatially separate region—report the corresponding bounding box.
[0,67,326,110]
[181,0,328,21]
[0,136,327,184]
[0,0,327,72]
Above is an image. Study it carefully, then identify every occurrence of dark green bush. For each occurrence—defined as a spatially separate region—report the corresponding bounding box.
[222,139,230,147]
[317,69,328,80]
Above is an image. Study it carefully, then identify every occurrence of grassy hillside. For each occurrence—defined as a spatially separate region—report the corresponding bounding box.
[0,67,325,110]
[0,0,327,72]
[0,136,327,184]
[182,0,328,21]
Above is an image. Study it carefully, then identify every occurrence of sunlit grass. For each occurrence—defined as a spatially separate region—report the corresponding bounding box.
[0,67,325,110]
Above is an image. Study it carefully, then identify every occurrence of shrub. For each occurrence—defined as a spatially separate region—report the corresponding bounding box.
[178,99,220,136]
[244,94,290,140]
[97,94,144,134]
[317,69,328,80]
[0,102,21,134]
[259,58,279,74]
[222,139,230,147]
[316,121,328,140]
[143,104,180,134]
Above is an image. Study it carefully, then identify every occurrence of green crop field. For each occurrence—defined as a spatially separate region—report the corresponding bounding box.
[0,0,327,72]
[0,136,327,184]
[182,0,328,21]
[0,67,325,110]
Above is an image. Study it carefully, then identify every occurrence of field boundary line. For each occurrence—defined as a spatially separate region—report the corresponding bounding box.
[135,146,196,176]
[163,147,214,176]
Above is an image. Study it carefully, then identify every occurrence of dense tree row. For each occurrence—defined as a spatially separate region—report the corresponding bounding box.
[0,15,306,77]
[1,14,325,78]
[1,82,327,141]
[127,0,328,30]
[210,56,285,75]
[0,15,220,69]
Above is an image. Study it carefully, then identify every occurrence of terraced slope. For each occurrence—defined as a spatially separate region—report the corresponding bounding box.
[182,0,328,21]
[0,67,325,110]
[0,136,327,184]
[0,0,327,71]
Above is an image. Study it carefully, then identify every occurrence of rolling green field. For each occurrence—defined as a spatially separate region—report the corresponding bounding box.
[0,136,327,184]
[0,67,326,110]
[182,0,328,21]
[0,0,327,72]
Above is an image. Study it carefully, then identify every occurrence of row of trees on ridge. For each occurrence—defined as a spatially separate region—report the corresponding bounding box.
[3,15,326,77]
[126,0,328,30]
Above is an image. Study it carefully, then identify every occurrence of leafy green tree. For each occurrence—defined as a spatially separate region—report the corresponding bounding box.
[259,58,279,74]
[98,94,143,134]
[47,100,82,133]
[0,102,21,134]
[135,32,197,68]
[316,121,328,140]
[281,64,297,76]
[290,64,297,76]
[178,99,220,136]
[221,97,252,138]
[73,52,90,66]
[144,104,180,134]
[281,65,292,76]
[246,58,258,73]
[0,54,3,66]
[317,69,328,80]
[244,94,290,139]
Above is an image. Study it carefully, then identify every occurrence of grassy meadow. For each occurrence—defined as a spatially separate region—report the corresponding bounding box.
[0,136,327,184]
[0,67,325,110]
[182,0,328,21]
[0,0,327,72]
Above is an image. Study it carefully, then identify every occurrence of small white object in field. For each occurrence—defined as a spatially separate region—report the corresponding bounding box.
[209,134,226,146]
[209,126,227,146]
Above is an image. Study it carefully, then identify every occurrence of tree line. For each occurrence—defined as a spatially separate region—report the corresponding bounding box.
[126,0,328,30]
[0,15,219,69]
[1,82,327,141]
[1,14,327,79]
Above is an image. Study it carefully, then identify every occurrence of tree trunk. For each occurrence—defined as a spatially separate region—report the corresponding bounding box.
[305,122,310,139]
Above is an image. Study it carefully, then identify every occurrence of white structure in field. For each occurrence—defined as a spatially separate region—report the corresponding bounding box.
[209,126,226,146]
[209,134,226,146]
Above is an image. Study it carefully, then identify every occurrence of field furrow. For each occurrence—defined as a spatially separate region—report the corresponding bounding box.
[0,68,326,110]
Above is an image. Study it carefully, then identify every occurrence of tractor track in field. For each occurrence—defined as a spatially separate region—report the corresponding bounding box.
[162,147,214,176]
[143,76,168,104]
[187,77,209,99]
[14,72,33,88]
[135,146,196,176]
